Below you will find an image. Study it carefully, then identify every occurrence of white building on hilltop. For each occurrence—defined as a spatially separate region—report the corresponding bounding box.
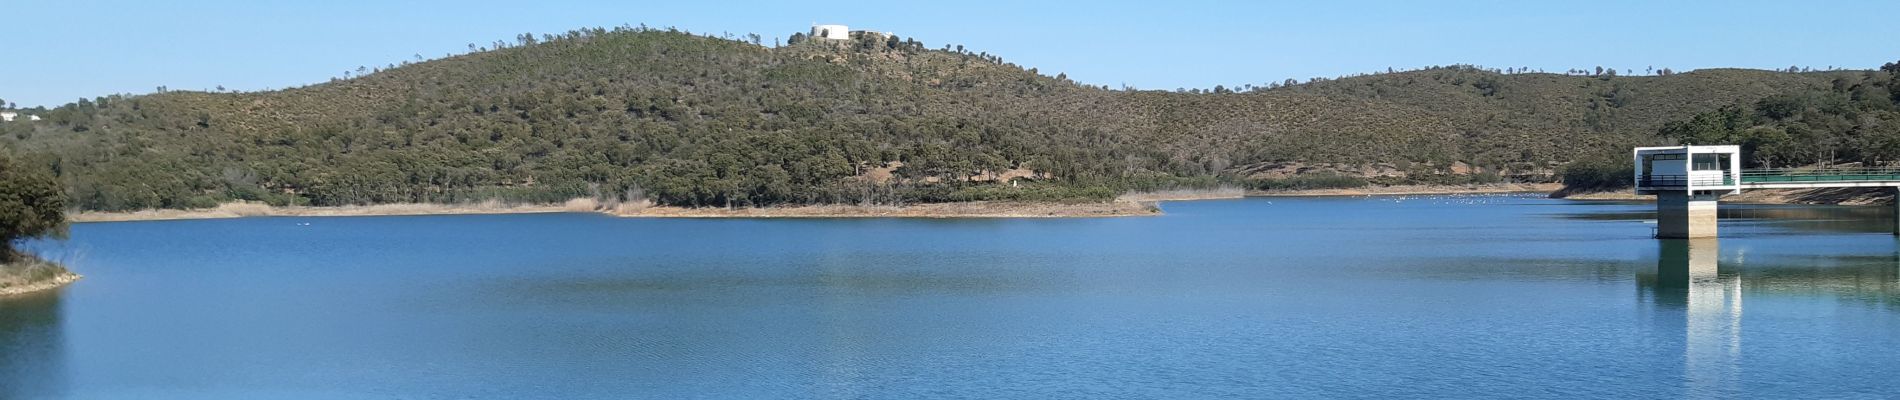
[809,24,895,41]
[0,111,39,122]
[811,24,850,40]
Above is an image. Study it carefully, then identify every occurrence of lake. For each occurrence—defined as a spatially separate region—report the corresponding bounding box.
[4,195,1898,398]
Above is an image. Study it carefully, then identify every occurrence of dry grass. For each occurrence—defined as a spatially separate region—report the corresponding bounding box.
[70,200,578,222]
[73,195,1178,223]
[1253,182,1563,197]
[562,198,600,212]
[615,200,1160,218]
[1117,186,1246,202]
[1560,187,1897,205]
[0,256,81,296]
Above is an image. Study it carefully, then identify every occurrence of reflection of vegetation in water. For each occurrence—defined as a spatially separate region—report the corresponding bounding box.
[0,292,68,398]
[1737,254,1900,309]
[1639,239,1744,398]
[1633,238,1900,397]
[1637,239,1734,309]
[1402,257,1638,283]
[1637,239,1900,310]
[514,272,1037,295]
[1556,203,1896,235]
[1720,205,1894,235]
[1435,236,1898,395]
[1410,236,1899,310]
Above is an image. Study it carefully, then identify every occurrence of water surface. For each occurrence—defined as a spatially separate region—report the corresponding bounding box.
[4,196,1898,398]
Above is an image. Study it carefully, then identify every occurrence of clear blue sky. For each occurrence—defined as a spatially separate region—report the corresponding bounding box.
[4,0,1898,108]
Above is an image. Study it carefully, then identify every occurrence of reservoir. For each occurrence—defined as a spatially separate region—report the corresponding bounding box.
[4,195,1898,398]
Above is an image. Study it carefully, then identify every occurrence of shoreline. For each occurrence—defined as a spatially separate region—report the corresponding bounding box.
[70,201,578,223]
[1554,187,1896,206]
[0,258,82,298]
[614,200,1162,218]
[72,199,1173,222]
[65,185,1613,223]
[1249,183,1563,197]
[0,272,81,297]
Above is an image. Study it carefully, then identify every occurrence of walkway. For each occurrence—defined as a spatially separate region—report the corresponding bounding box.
[1739,168,1900,189]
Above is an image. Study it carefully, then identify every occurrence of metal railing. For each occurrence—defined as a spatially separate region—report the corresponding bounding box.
[1739,168,1900,184]
[1638,174,1733,187]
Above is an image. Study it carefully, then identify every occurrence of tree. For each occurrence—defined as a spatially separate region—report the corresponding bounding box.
[1885,61,1900,103]
[1659,106,1751,146]
[3,28,1881,213]
[0,153,66,263]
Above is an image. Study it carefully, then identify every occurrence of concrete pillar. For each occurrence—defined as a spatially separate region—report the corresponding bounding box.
[1657,191,1720,239]
[1892,186,1899,236]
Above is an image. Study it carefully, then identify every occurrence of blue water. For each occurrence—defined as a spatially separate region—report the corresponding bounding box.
[4,195,1898,398]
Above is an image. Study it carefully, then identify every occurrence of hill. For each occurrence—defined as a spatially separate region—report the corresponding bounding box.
[0,26,1878,211]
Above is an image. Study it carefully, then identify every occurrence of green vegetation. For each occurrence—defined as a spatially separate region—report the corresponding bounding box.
[0,152,71,294]
[1245,173,1369,191]
[1558,157,1637,192]
[0,257,71,292]
[0,26,1884,211]
[0,153,66,263]
[1657,62,1900,169]
[1558,61,1900,193]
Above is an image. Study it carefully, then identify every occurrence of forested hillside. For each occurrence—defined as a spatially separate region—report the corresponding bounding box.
[1655,63,1900,167]
[0,26,1880,211]
[1558,62,1900,191]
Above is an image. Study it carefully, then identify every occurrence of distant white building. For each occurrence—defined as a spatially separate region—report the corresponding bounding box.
[811,24,850,40]
[809,24,895,41]
[0,111,36,122]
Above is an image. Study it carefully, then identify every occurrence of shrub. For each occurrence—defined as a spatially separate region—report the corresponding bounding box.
[0,153,66,263]
[1559,157,1634,191]
[1245,173,1370,191]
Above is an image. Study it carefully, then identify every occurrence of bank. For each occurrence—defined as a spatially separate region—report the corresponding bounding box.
[1251,182,1563,197]
[71,183,1696,223]
[1551,186,1897,205]
[0,257,82,297]
[70,198,1173,222]
[63,184,1600,223]
[64,188,1273,222]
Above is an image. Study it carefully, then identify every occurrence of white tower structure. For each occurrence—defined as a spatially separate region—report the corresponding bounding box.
[1633,145,1742,238]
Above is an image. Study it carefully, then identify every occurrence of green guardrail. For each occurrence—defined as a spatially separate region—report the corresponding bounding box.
[1739,168,1900,184]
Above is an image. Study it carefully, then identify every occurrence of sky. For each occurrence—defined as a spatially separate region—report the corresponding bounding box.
[4,0,1899,108]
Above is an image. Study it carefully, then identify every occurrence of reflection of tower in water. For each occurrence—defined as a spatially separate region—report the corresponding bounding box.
[1639,239,1741,397]
[0,292,69,398]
